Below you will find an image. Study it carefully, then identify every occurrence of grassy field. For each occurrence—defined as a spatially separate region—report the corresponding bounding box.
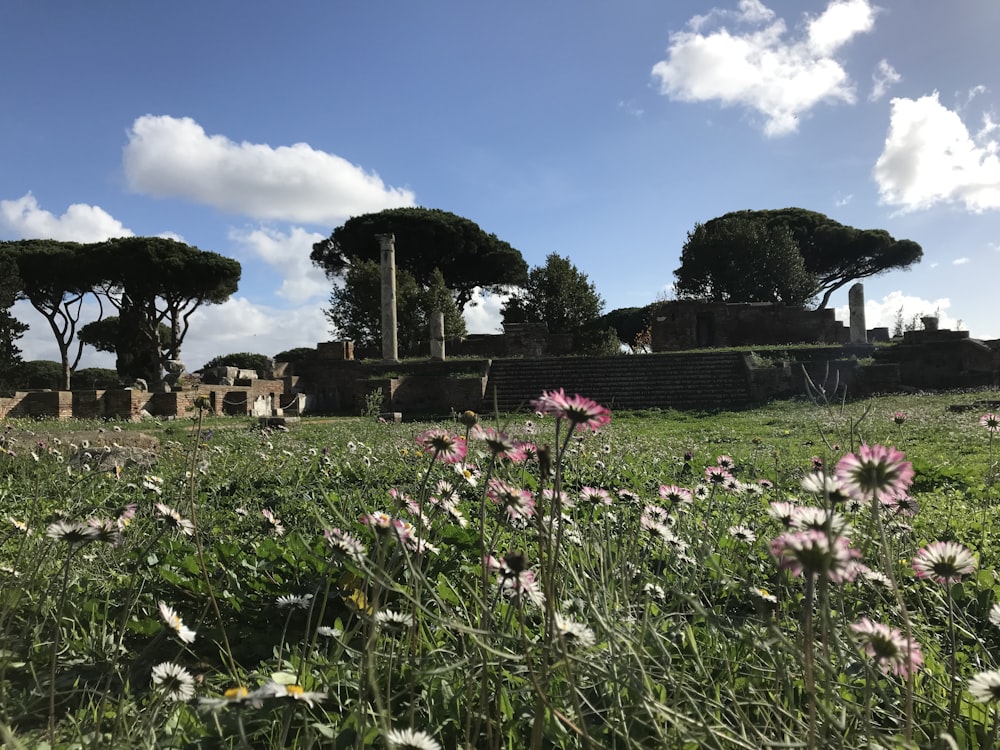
[1,387,1000,748]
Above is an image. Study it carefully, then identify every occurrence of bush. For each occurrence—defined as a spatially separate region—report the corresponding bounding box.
[274,347,315,363]
[16,360,63,390]
[200,352,272,378]
[73,367,121,389]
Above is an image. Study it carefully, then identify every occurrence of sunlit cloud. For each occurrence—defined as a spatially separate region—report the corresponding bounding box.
[651,0,876,136]
[123,114,416,225]
[0,192,132,241]
[869,59,901,102]
[874,92,1000,212]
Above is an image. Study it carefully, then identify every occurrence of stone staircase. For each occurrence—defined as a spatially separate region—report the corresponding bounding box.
[481,352,755,413]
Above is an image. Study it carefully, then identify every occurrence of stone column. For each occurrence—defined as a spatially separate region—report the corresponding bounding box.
[429,311,445,361]
[848,283,867,344]
[376,233,399,363]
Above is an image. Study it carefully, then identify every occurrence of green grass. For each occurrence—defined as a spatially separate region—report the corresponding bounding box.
[0,388,999,748]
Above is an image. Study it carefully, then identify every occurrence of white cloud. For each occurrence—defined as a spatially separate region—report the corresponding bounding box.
[228,225,329,302]
[835,192,853,206]
[0,192,133,241]
[874,93,1000,212]
[180,296,330,368]
[869,59,900,102]
[952,257,970,265]
[462,287,510,334]
[123,115,416,225]
[834,290,960,333]
[651,0,875,136]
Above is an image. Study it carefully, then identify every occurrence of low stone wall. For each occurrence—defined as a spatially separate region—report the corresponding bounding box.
[0,380,286,421]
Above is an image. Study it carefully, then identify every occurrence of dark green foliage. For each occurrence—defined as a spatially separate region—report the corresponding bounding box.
[674,215,817,306]
[200,352,272,378]
[78,316,173,356]
[0,239,103,389]
[15,360,63,390]
[311,207,529,311]
[325,260,466,355]
[675,208,923,309]
[598,307,651,352]
[574,325,623,356]
[72,368,121,389]
[274,347,316,363]
[93,237,241,384]
[504,253,605,340]
[0,253,27,391]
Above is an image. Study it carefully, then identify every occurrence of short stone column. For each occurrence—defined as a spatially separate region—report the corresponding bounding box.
[429,311,445,361]
[848,283,867,344]
[376,233,399,363]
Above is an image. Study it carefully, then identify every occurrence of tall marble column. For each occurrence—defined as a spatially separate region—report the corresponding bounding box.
[376,233,399,363]
[848,283,867,344]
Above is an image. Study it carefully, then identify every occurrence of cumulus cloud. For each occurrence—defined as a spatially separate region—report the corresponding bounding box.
[874,93,1000,212]
[462,287,511,334]
[869,59,901,102]
[228,225,329,302]
[834,290,961,333]
[651,0,876,136]
[123,115,416,225]
[0,192,133,241]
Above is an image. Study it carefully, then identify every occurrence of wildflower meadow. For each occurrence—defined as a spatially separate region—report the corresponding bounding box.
[2,388,1000,749]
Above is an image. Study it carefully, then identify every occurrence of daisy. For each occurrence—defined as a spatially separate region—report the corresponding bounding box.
[767,501,798,528]
[729,525,757,544]
[989,603,1000,628]
[87,517,122,546]
[531,389,611,432]
[151,661,195,701]
[487,479,536,521]
[554,612,597,648]
[277,593,313,609]
[850,618,923,678]
[471,425,524,461]
[158,601,196,643]
[969,670,1000,703]
[716,455,735,470]
[486,554,545,607]
[415,429,467,463]
[770,529,861,583]
[658,485,693,505]
[361,511,394,534]
[9,517,30,534]
[912,541,976,584]
[580,486,612,506]
[751,586,777,604]
[374,609,415,632]
[893,411,907,425]
[385,727,442,750]
[155,503,195,536]
[261,508,285,536]
[800,472,848,502]
[282,684,327,707]
[324,527,367,562]
[316,625,342,638]
[790,506,853,536]
[142,474,164,494]
[45,520,100,546]
[835,444,914,503]
[705,466,731,485]
[981,413,1000,432]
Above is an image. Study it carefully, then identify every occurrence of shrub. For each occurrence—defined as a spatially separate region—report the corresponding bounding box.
[273,347,315,363]
[15,360,63,390]
[200,352,272,378]
[72,367,121,389]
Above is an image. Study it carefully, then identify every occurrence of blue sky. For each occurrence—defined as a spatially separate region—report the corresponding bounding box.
[2,1,998,370]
